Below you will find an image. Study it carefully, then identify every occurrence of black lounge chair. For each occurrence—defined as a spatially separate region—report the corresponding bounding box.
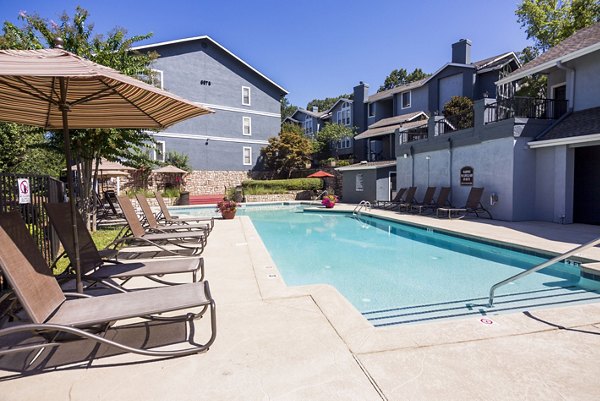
[414,186,452,214]
[394,186,417,212]
[410,186,437,214]
[373,188,406,209]
[0,211,216,358]
[109,195,207,257]
[437,187,492,219]
[154,192,214,231]
[45,203,205,290]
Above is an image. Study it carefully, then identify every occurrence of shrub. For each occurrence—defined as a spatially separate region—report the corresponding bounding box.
[161,187,180,198]
[242,178,321,194]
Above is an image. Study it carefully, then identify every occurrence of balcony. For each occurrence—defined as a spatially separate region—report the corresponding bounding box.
[485,97,568,124]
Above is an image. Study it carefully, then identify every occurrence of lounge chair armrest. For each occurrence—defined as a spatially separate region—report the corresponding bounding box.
[64,292,93,299]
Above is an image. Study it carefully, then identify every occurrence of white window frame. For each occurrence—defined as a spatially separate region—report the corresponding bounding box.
[242,146,252,166]
[337,102,352,126]
[150,69,163,90]
[303,117,313,137]
[368,102,376,117]
[401,91,411,109]
[242,116,252,136]
[242,86,251,106]
[336,136,352,149]
[153,140,166,162]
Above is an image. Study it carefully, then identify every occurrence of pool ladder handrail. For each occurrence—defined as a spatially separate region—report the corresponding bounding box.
[488,236,600,307]
[353,200,371,215]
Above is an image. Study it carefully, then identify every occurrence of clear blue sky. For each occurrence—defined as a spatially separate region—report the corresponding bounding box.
[1,0,533,108]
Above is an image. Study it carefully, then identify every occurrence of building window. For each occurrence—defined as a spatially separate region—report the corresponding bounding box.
[368,102,376,117]
[336,136,353,149]
[153,140,165,162]
[242,86,251,106]
[243,146,252,165]
[243,117,252,136]
[303,117,313,137]
[336,102,352,126]
[401,91,411,109]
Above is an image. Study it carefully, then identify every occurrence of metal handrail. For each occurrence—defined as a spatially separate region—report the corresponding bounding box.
[353,200,371,215]
[488,236,600,306]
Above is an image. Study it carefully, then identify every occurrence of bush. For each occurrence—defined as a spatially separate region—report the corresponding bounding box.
[242,178,321,194]
[161,187,180,198]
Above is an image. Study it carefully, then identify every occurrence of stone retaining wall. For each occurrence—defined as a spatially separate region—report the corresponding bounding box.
[244,190,315,203]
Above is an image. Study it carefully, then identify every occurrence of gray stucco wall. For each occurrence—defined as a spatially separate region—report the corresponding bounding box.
[534,145,575,223]
[394,85,429,115]
[438,73,464,111]
[140,38,283,171]
[428,66,475,113]
[571,51,600,111]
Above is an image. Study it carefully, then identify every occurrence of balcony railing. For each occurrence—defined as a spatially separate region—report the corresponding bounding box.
[485,97,568,124]
[399,129,428,144]
[435,108,475,135]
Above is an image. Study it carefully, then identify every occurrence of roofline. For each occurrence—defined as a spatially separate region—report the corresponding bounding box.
[132,35,288,94]
[336,162,396,171]
[475,51,520,70]
[324,98,353,113]
[528,132,600,148]
[497,42,600,85]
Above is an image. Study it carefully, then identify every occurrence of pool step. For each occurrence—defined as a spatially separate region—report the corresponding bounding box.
[363,286,600,327]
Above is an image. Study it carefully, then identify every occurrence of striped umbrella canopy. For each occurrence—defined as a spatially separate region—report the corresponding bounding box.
[0,43,213,293]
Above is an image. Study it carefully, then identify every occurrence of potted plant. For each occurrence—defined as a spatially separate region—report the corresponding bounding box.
[321,194,338,209]
[216,197,237,219]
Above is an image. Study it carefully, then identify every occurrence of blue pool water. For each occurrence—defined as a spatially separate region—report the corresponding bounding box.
[177,204,600,325]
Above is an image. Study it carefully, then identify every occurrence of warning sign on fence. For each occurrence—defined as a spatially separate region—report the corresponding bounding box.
[18,178,30,204]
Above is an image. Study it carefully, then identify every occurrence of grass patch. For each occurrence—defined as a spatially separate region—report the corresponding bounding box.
[53,226,122,275]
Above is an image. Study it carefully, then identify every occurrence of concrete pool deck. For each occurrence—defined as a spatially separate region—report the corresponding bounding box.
[2,206,600,400]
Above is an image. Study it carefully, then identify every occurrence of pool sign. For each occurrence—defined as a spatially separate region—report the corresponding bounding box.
[18,178,31,204]
[460,166,474,186]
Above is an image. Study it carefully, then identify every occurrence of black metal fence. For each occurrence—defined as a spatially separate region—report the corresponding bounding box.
[0,174,65,291]
[485,97,568,123]
[399,128,428,144]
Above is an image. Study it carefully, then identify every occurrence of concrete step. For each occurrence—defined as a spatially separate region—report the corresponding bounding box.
[363,286,600,327]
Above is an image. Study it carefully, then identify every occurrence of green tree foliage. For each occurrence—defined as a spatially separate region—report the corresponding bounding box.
[306,94,352,113]
[442,96,474,130]
[0,123,64,176]
[260,123,314,178]
[0,7,159,223]
[165,150,192,172]
[315,123,354,158]
[378,68,430,92]
[515,0,600,97]
[280,96,297,122]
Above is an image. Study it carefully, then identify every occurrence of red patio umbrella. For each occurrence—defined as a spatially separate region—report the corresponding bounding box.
[307,170,334,178]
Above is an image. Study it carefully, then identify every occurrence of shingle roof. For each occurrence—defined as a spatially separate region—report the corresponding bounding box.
[292,108,328,119]
[535,107,600,141]
[502,22,600,81]
[336,160,396,171]
[368,79,428,103]
[369,111,427,129]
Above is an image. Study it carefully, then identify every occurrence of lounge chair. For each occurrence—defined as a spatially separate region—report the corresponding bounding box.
[413,186,452,214]
[0,211,216,358]
[394,186,417,212]
[155,192,214,230]
[103,190,123,217]
[45,203,205,290]
[109,195,207,257]
[436,187,492,219]
[373,188,406,209]
[409,186,437,214]
[136,194,211,235]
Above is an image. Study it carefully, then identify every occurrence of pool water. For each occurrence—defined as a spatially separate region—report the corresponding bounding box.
[177,204,600,325]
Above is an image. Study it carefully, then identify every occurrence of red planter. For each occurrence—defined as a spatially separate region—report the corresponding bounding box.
[221,210,236,219]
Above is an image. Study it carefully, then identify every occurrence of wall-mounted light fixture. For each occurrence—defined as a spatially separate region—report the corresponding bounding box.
[205,139,209,146]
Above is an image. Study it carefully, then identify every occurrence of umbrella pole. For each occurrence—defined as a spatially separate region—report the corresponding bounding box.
[59,79,83,293]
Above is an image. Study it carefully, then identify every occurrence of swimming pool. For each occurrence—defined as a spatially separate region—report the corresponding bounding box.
[179,204,600,325]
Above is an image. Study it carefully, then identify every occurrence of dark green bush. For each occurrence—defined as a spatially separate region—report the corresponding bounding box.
[242,178,321,193]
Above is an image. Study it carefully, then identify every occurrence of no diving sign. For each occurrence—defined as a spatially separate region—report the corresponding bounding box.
[18,178,31,204]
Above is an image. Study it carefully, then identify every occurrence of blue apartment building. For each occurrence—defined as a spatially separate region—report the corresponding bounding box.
[133,36,287,172]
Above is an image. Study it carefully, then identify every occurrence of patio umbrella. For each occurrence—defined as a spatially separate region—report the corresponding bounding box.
[307,170,335,178]
[0,41,212,293]
[152,165,188,174]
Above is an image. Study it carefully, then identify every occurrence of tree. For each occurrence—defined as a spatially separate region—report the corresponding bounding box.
[306,94,352,113]
[280,96,297,122]
[315,123,354,159]
[0,7,159,224]
[165,151,192,172]
[378,68,430,92]
[442,96,474,130]
[515,0,600,96]
[260,123,314,178]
